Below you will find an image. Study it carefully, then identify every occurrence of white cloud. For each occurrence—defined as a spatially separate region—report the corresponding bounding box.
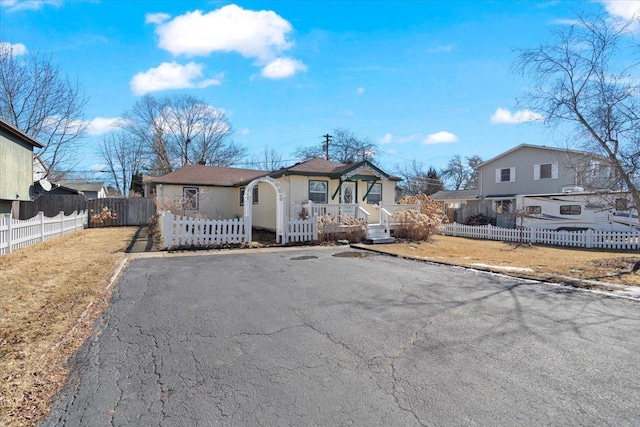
[491,108,544,124]
[145,12,170,25]
[357,87,365,95]
[261,57,306,79]
[152,5,292,60]
[86,117,122,135]
[599,0,640,21]
[240,128,250,136]
[379,133,422,144]
[149,5,306,78]
[423,131,459,144]
[0,41,27,56]
[0,0,62,12]
[130,62,221,95]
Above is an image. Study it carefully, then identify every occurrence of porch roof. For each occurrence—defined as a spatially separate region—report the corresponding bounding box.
[270,158,401,181]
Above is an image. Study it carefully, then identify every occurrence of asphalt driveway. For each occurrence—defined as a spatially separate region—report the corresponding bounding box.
[45,247,640,426]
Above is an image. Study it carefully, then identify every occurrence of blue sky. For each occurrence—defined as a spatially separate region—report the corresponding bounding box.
[1,0,639,177]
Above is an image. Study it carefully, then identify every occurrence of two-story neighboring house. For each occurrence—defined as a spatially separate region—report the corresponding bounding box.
[476,144,614,215]
[431,144,617,226]
[0,119,44,215]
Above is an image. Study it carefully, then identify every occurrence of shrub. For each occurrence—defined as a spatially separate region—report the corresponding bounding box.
[90,206,117,226]
[317,214,366,243]
[394,194,446,241]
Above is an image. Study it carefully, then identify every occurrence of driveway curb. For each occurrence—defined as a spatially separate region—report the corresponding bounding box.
[350,243,640,302]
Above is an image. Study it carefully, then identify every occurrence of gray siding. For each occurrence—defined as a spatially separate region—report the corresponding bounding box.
[478,146,592,197]
[0,131,34,202]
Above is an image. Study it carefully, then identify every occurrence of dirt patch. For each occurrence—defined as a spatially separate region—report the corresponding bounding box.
[592,257,640,273]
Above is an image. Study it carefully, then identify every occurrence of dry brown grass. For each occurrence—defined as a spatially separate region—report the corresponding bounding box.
[369,235,640,287]
[0,227,136,427]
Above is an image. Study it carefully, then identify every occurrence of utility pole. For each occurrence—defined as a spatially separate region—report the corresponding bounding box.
[322,134,332,160]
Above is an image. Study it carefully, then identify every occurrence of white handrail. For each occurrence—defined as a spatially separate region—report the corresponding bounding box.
[357,206,370,222]
[380,208,391,236]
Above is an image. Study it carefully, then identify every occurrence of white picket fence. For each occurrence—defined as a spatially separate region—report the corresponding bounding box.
[160,211,319,249]
[286,215,319,243]
[0,210,88,255]
[442,223,640,250]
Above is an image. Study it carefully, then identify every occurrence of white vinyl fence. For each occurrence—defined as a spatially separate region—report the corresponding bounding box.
[286,215,318,243]
[0,210,88,255]
[160,212,247,249]
[160,212,319,249]
[442,223,640,251]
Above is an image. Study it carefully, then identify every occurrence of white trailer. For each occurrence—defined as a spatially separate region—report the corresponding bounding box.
[516,192,639,232]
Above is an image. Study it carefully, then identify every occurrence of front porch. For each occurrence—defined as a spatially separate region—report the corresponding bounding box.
[302,202,421,243]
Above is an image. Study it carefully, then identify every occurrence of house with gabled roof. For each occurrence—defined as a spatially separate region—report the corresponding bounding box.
[151,158,401,231]
[0,119,43,215]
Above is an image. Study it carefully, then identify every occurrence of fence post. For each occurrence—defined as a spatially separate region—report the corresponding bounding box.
[487,224,493,240]
[39,211,45,242]
[312,214,319,241]
[586,229,593,249]
[161,211,173,249]
[530,228,536,244]
[6,213,12,254]
[59,211,65,236]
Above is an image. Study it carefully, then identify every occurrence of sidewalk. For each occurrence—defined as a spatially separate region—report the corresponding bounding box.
[126,226,158,253]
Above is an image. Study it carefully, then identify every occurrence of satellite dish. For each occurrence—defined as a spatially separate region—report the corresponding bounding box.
[39,179,52,192]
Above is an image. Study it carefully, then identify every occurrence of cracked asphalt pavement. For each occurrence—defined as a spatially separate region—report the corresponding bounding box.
[44,248,640,426]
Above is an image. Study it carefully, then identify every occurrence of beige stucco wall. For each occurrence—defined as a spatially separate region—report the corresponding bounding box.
[0,132,34,201]
[155,183,238,219]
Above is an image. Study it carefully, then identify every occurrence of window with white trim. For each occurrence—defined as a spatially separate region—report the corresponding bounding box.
[240,186,259,206]
[367,182,382,204]
[183,187,199,210]
[534,163,558,180]
[495,200,512,213]
[496,167,516,183]
[308,180,328,203]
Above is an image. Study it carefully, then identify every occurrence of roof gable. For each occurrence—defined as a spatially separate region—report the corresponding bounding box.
[0,119,44,148]
[478,144,600,169]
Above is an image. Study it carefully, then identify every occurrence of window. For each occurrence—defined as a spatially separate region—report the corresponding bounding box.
[240,186,259,206]
[526,205,542,214]
[367,182,382,204]
[560,205,581,215]
[183,187,199,210]
[495,200,511,213]
[495,167,515,183]
[308,180,328,203]
[534,163,558,180]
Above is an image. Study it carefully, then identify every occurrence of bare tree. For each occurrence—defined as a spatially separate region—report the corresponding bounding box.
[441,154,482,190]
[295,128,377,163]
[513,11,640,211]
[97,130,146,197]
[395,160,443,195]
[0,44,88,175]
[250,147,285,170]
[121,94,246,174]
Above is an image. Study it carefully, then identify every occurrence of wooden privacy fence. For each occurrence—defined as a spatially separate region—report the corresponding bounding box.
[160,211,319,249]
[442,223,640,251]
[19,194,87,219]
[87,198,156,227]
[0,210,88,255]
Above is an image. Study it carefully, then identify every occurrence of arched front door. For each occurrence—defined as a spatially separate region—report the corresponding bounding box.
[243,177,287,244]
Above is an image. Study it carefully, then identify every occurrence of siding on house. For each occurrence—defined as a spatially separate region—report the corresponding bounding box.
[0,120,43,213]
[477,145,606,197]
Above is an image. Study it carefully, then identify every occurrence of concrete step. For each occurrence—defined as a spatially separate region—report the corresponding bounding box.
[364,237,396,244]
